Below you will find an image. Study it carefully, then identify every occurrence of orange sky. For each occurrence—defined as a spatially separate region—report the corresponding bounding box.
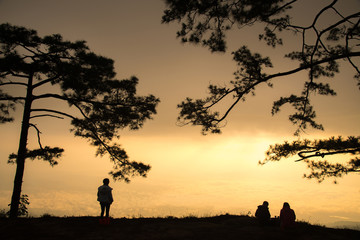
[0,0,359,226]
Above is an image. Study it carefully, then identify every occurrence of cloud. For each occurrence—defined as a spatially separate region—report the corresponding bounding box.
[330,216,351,220]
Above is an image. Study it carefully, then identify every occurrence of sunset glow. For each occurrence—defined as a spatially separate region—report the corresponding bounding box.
[1,0,359,227]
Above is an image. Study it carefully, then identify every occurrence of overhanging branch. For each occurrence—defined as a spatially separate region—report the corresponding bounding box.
[71,102,128,165]
[0,96,26,101]
[0,82,28,87]
[33,93,130,107]
[30,114,64,120]
[31,108,76,120]
[32,75,60,89]
[213,51,360,122]
[295,148,360,162]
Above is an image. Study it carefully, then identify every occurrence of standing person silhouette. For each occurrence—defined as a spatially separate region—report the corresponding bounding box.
[97,178,113,219]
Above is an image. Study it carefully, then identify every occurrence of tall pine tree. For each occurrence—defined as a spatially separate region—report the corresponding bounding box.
[0,23,159,218]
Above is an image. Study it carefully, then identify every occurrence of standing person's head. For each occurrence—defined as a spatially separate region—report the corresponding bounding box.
[103,178,110,185]
[263,201,269,207]
[283,202,290,209]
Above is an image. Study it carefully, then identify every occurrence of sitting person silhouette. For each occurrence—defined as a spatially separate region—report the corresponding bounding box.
[97,178,113,219]
[280,202,296,229]
[255,201,271,225]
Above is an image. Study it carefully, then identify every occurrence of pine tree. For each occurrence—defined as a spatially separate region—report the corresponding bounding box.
[0,23,159,218]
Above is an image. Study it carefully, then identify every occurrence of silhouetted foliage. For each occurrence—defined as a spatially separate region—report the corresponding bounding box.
[261,136,360,183]
[162,0,360,182]
[8,147,64,167]
[0,23,159,218]
[7,194,30,217]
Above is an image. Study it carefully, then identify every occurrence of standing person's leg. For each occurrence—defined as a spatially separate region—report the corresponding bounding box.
[105,203,110,217]
[100,203,105,217]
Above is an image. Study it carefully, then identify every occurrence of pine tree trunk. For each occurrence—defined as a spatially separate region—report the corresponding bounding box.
[9,73,33,219]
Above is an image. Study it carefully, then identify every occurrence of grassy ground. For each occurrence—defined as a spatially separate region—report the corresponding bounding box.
[1,215,360,240]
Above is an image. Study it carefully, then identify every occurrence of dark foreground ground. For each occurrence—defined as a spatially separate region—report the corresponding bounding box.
[1,215,360,240]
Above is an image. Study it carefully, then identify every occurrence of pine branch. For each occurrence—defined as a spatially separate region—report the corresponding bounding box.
[193,50,360,127]
[33,93,131,107]
[32,75,60,89]
[0,82,28,87]
[296,148,360,161]
[30,108,76,120]
[0,96,26,101]
[29,123,43,149]
[30,114,64,120]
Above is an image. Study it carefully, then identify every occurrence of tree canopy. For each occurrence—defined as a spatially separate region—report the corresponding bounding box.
[0,23,159,217]
[162,0,360,182]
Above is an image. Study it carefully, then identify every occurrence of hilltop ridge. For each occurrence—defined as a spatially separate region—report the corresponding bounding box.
[1,215,360,240]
